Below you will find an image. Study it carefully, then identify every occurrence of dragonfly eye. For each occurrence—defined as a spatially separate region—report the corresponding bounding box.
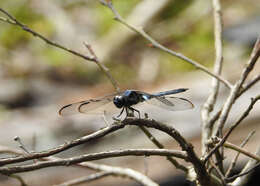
[113,95,124,108]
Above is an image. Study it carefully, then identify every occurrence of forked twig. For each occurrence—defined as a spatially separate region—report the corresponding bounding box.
[225,131,256,177]
[0,8,120,92]
[0,146,159,186]
[226,162,260,182]
[201,0,224,155]
[138,125,188,172]
[231,147,260,185]
[55,172,113,186]
[100,0,232,89]
[212,37,260,137]
[223,141,260,162]
[204,95,260,163]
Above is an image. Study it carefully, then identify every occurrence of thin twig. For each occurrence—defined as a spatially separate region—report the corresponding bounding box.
[201,0,224,155]
[212,37,260,137]
[83,42,120,92]
[14,136,37,164]
[238,74,260,97]
[225,131,256,177]
[204,95,260,163]
[122,118,211,186]
[231,147,260,185]
[0,119,191,167]
[207,74,260,129]
[80,162,159,186]
[0,118,210,185]
[0,16,16,24]
[14,136,31,155]
[0,148,187,175]
[0,146,159,186]
[55,172,112,186]
[226,162,260,182]
[0,8,119,92]
[209,159,226,185]
[0,123,125,166]
[138,125,188,172]
[0,8,94,62]
[100,0,232,89]
[223,141,260,162]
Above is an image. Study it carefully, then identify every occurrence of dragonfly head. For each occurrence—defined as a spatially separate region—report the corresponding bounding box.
[113,95,124,108]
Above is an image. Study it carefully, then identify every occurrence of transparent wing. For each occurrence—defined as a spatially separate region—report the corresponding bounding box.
[59,100,86,116]
[59,93,120,116]
[145,96,194,111]
[79,98,121,115]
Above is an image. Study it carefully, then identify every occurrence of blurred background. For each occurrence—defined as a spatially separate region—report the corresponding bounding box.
[0,0,259,185]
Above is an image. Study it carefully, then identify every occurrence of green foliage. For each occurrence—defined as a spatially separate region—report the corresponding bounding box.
[109,63,136,85]
[0,1,54,48]
[160,0,193,19]
[96,0,140,35]
[42,48,72,67]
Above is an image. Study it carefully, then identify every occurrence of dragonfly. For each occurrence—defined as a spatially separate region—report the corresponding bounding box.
[59,88,194,118]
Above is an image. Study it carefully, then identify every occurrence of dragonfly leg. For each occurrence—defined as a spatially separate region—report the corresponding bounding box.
[129,106,140,118]
[117,107,125,118]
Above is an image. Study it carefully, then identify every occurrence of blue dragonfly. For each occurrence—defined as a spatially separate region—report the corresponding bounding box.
[59,88,194,118]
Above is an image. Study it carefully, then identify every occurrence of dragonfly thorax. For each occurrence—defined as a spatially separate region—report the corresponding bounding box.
[113,90,143,108]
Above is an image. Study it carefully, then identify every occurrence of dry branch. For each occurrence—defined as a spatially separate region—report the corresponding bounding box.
[0,8,119,92]
[212,37,260,137]
[0,148,187,175]
[0,146,159,186]
[100,0,232,89]
[204,94,260,163]
[55,172,112,186]
[225,131,256,177]
[201,0,224,155]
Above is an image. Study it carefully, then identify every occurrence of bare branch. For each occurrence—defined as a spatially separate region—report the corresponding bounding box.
[0,149,187,175]
[13,136,31,155]
[204,94,260,163]
[212,37,260,137]
[0,8,120,92]
[0,16,16,24]
[226,162,260,182]
[231,147,260,186]
[0,119,192,165]
[138,125,188,172]
[209,159,226,185]
[201,0,224,155]
[0,146,159,186]
[79,162,159,186]
[100,0,232,89]
[238,74,260,97]
[0,118,210,185]
[55,172,113,186]
[0,124,125,166]
[122,118,211,186]
[0,8,94,62]
[225,131,256,177]
[83,42,120,92]
[223,141,260,162]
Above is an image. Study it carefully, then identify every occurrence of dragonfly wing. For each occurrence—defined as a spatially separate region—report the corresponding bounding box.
[145,96,194,111]
[78,97,120,115]
[59,101,86,116]
[59,93,120,116]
